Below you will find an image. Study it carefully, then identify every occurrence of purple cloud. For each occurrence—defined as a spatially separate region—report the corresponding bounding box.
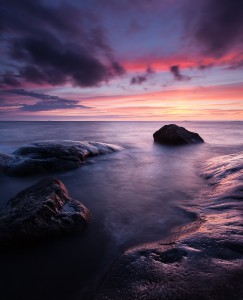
[0,0,125,88]
[130,67,155,85]
[170,65,190,81]
[188,0,243,57]
[2,89,91,112]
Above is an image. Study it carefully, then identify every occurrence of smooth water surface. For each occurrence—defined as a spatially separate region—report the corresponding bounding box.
[0,121,243,300]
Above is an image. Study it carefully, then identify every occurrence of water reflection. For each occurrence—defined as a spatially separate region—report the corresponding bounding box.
[0,121,243,299]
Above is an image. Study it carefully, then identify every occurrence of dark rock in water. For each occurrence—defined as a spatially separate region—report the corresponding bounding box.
[153,124,204,145]
[95,152,243,300]
[0,178,90,246]
[1,140,123,175]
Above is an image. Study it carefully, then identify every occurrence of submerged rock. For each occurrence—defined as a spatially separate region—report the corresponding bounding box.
[95,152,243,300]
[1,140,123,175]
[153,124,204,145]
[0,178,90,246]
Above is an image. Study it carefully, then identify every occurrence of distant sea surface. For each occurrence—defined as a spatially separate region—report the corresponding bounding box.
[0,121,243,300]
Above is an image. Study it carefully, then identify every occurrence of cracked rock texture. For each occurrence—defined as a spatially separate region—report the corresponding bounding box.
[0,178,90,246]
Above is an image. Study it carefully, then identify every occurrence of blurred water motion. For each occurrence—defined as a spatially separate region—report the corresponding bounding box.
[0,121,243,299]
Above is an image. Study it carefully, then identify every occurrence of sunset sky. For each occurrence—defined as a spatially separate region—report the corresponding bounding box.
[0,0,243,121]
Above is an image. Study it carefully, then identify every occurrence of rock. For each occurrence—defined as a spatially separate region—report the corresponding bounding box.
[0,178,90,246]
[95,152,243,300]
[0,153,13,172]
[201,151,243,183]
[2,140,123,175]
[153,124,204,145]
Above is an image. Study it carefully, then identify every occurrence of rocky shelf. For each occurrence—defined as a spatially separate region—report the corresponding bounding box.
[0,140,123,175]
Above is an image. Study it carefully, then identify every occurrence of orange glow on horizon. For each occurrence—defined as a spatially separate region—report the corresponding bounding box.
[123,51,243,72]
[3,82,242,121]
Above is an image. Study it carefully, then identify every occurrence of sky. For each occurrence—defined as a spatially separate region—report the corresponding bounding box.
[0,0,243,121]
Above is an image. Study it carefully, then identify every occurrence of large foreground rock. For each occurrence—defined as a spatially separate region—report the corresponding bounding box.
[0,178,90,246]
[1,140,123,175]
[95,151,243,300]
[153,124,204,145]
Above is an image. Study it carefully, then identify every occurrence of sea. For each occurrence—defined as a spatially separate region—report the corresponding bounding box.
[0,121,243,300]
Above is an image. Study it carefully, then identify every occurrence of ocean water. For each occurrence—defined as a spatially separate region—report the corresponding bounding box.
[0,121,243,300]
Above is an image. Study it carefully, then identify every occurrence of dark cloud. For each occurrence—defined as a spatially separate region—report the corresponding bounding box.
[20,101,88,112]
[191,0,243,57]
[111,61,126,75]
[4,89,90,112]
[1,72,21,87]
[146,67,155,74]
[130,67,155,85]
[0,0,125,88]
[130,76,147,85]
[170,65,190,81]
[10,36,117,87]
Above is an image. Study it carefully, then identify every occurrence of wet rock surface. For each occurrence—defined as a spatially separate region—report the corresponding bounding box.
[0,140,123,175]
[0,153,13,171]
[153,124,204,145]
[0,178,90,246]
[95,151,243,300]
